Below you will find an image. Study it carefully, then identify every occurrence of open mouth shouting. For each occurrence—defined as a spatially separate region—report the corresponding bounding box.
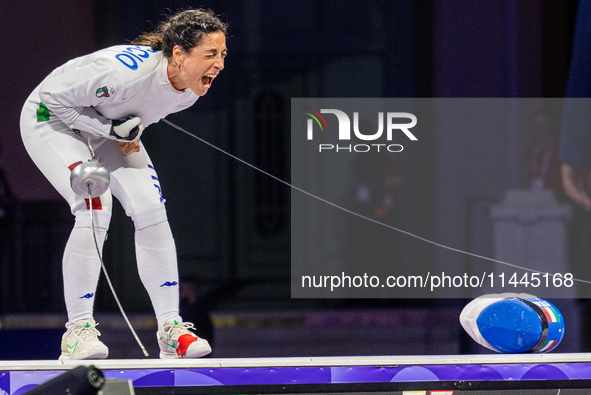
[201,74,217,90]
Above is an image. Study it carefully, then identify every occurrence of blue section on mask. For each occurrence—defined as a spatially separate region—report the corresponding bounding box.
[476,298,542,353]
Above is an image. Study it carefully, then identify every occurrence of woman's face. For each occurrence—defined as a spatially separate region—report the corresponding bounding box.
[175,31,227,96]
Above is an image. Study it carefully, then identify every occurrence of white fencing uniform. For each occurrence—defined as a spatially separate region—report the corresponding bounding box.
[20,45,199,328]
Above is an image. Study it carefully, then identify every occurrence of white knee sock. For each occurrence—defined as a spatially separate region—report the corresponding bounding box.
[63,226,105,323]
[135,221,180,331]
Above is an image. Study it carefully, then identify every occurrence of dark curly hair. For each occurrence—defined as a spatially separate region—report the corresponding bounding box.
[132,9,228,58]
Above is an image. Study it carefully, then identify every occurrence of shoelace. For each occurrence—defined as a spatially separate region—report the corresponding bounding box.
[67,323,101,342]
[163,321,196,338]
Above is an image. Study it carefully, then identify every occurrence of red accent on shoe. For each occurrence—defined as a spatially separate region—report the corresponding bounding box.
[176,333,198,357]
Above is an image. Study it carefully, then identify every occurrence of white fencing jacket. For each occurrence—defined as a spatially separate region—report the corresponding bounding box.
[32,45,199,136]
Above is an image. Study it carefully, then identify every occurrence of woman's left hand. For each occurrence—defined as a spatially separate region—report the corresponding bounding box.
[118,141,141,155]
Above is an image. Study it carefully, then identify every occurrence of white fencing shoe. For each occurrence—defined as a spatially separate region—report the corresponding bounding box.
[157,316,211,359]
[58,319,109,360]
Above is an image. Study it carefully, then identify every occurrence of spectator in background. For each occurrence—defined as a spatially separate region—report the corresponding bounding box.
[559,0,591,351]
[560,0,591,212]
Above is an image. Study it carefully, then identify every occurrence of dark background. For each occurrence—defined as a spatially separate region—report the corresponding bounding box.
[0,0,585,356]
